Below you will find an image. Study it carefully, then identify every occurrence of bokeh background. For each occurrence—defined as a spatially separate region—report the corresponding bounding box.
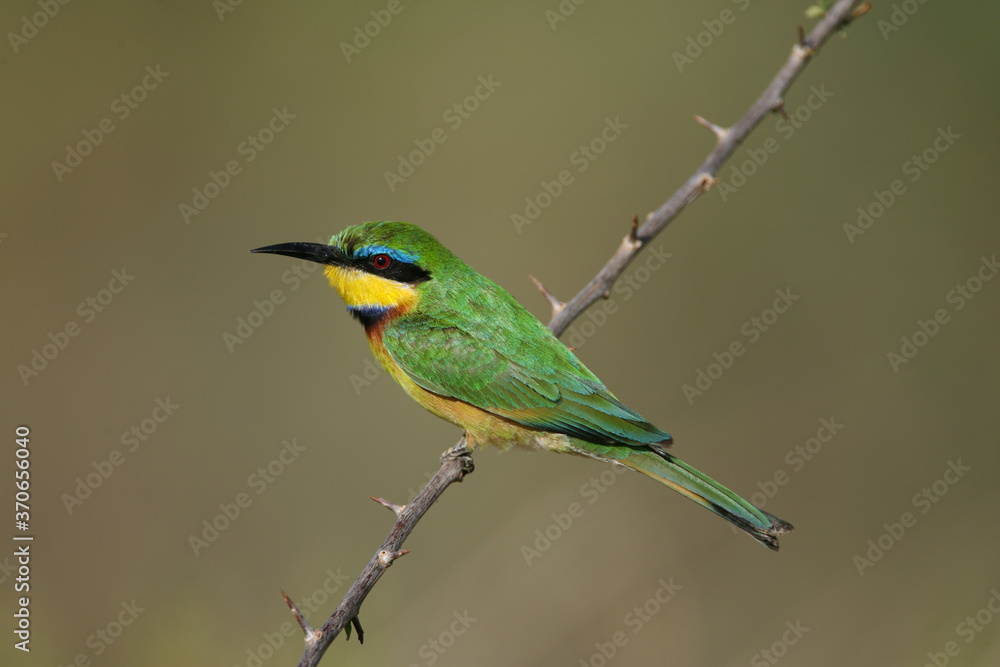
[3,1,999,665]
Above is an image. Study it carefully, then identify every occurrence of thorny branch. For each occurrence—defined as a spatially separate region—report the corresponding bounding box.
[288,2,869,664]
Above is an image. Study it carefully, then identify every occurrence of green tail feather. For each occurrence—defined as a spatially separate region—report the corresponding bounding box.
[622,448,793,551]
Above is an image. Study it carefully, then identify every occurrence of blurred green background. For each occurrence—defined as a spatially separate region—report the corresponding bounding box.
[3,1,999,665]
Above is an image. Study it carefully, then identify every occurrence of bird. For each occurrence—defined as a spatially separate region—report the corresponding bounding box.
[252,221,793,550]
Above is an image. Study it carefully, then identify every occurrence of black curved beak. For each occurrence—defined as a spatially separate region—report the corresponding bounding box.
[250,242,346,266]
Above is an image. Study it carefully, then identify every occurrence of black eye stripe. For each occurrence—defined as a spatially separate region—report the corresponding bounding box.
[381,262,432,284]
[346,253,432,284]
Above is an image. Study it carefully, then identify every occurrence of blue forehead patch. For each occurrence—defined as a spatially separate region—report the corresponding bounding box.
[353,244,418,264]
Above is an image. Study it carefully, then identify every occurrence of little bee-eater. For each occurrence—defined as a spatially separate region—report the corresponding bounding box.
[253,221,792,550]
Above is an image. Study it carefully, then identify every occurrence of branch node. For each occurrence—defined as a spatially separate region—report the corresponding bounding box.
[370,496,406,518]
[378,549,410,566]
[693,114,729,142]
[698,172,719,192]
[792,42,815,61]
[622,231,642,253]
[529,274,566,316]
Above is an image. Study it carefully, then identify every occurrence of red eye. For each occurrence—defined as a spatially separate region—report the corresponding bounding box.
[372,254,391,270]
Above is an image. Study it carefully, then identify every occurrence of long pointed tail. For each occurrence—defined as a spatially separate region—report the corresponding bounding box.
[622,448,793,551]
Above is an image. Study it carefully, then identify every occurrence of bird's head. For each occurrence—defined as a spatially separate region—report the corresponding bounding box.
[252,221,452,326]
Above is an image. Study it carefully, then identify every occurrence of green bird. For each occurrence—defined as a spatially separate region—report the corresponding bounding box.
[252,221,792,550]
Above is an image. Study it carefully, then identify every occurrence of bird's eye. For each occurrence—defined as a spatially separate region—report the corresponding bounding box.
[372,254,392,270]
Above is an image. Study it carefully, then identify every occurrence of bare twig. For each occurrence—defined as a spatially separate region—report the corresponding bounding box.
[290,2,866,664]
[291,440,473,666]
[548,0,866,337]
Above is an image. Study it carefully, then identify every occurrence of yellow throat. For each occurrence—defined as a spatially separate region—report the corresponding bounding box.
[324,265,418,311]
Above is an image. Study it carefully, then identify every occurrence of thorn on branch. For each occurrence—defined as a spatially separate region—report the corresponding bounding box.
[282,589,320,643]
[693,114,729,142]
[370,496,406,517]
[378,549,410,566]
[774,101,790,121]
[849,2,872,22]
[798,25,806,47]
[529,274,566,316]
[622,216,645,252]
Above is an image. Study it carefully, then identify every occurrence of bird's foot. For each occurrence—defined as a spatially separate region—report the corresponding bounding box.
[440,437,475,476]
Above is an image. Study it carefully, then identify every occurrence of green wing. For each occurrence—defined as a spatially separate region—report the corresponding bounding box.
[382,304,671,449]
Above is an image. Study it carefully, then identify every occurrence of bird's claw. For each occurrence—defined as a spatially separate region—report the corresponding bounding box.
[440,438,474,475]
